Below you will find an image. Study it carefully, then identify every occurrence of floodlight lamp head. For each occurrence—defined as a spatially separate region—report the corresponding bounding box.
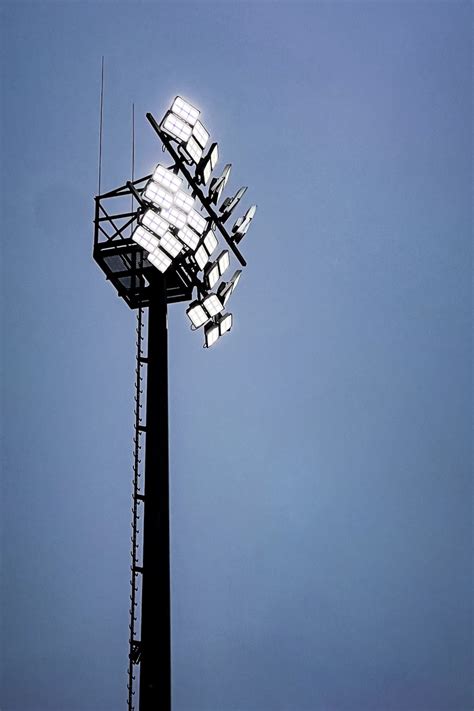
[197,142,219,185]
[209,164,231,205]
[203,312,233,348]
[217,269,242,306]
[232,204,257,243]
[220,186,247,221]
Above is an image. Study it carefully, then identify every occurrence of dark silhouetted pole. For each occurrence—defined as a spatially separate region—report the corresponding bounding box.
[139,275,171,711]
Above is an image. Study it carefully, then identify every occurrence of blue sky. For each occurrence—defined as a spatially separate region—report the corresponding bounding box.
[1,2,472,710]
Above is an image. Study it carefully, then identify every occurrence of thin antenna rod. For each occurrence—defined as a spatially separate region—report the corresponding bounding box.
[131,102,135,215]
[98,56,105,195]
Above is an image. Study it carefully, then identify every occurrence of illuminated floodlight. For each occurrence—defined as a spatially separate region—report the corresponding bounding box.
[219,312,233,335]
[174,190,194,214]
[152,165,181,193]
[203,229,218,256]
[198,143,219,185]
[160,231,183,259]
[141,209,169,237]
[204,249,230,290]
[217,269,242,306]
[143,181,174,211]
[148,247,172,273]
[194,244,209,270]
[187,208,207,235]
[132,225,160,253]
[209,164,231,205]
[220,186,247,221]
[205,263,220,290]
[185,136,203,164]
[204,322,220,348]
[192,120,209,149]
[202,293,223,317]
[177,225,200,250]
[232,204,257,243]
[193,229,217,272]
[160,206,187,231]
[218,250,230,275]
[161,112,193,143]
[186,301,209,329]
[171,96,200,127]
[204,312,233,348]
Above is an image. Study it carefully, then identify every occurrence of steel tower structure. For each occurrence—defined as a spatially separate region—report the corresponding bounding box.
[93,96,256,710]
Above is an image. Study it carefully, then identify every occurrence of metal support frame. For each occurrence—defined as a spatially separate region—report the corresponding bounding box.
[139,276,171,711]
[94,107,251,711]
[146,113,247,267]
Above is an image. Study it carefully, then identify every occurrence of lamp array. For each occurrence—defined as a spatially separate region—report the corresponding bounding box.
[131,96,256,348]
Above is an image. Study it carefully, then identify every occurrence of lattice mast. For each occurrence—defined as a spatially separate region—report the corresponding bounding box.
[93,96,257,711]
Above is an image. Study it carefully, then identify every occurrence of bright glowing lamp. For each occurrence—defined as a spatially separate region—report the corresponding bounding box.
[203,229,218,256]
[152,165,182,193]
[203,312,233,347]
[194,244,209,270]
[173,190,194,214]
[161,112,193,143]
[204,250,230,290]
[177,225,200,251]
[204,322,220,348]
[160,206,187,231]
[171,96,200,126]
[147,247,172,273]
[192,120,209,149]
[132,225,160,253]
[184,136,203,164]
[159,231,183,259]
[187,209,207,235]
[202,293,223,317]
[186,301,209,329]
[141,209,169,237]
[143,181,174,211]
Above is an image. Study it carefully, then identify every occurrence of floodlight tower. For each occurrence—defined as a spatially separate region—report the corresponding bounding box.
[93,96,256,711]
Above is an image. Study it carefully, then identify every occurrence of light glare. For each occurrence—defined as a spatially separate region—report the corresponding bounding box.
[171,96,200,126]
[141,209,169,237]
[132,225,160,253]
[174,189,194,214]
[160,206,187,231]
[160,231,183,258]
[162,113,193,143]
[152,165,181,193]
[177,225,200,250]
[143,181,174,211]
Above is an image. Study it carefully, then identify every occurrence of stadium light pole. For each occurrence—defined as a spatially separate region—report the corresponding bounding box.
[93,96,257,711]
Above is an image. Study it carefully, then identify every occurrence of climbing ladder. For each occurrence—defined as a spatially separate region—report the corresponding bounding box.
[127,304,147,710]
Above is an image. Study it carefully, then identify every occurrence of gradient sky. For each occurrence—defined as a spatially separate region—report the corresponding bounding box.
[1,2,472,710]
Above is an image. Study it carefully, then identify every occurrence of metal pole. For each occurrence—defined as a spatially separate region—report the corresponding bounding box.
[139,275,171,711]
